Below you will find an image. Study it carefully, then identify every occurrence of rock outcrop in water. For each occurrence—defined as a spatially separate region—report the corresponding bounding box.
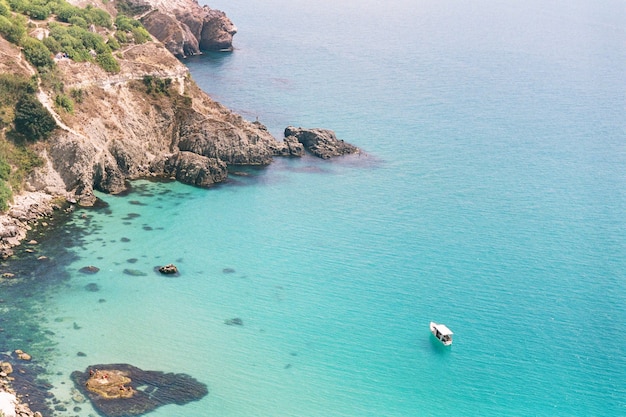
[71,364,208,417]
[284,126,360,159]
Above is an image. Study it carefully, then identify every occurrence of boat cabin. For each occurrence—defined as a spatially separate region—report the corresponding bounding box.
[430,322,453,346]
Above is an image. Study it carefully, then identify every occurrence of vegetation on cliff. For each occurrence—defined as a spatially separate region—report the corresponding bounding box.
[0,74,46,210]
[0,0,158,211]
[0,0,153,75]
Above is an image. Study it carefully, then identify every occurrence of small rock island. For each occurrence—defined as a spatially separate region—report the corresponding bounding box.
[84,369,135,399]
[72,364,208,417]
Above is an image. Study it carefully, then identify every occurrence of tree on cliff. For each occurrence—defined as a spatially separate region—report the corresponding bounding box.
[13,95,57,141]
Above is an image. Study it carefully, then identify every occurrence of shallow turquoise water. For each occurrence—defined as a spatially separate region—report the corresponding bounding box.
[4,0,626,416]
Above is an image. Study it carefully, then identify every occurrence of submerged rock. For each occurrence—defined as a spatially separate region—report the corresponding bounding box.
[71,364,208,417]
[79,266,100,274]
[123,269,148,277]
[225,317,243,326]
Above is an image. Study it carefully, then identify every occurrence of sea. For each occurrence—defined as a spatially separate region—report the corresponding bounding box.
[2,0,625,416]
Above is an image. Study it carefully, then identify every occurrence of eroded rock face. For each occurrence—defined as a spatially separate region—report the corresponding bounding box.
[136,0,237,57]
[32,43,282,205]
[165,152,227,187]
[284,126,360,159]
[140,10,199,58]
[71,364,208,417]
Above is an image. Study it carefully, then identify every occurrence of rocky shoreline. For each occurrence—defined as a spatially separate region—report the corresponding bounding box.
[0,126,360,258]
[0,192,71,260]
[1,354,45,417]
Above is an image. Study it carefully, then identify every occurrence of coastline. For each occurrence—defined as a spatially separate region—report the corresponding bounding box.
[1,358,42,417]
[0,191,71,259]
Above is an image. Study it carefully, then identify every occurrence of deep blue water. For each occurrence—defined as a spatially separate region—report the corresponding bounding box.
[2,0,625,416]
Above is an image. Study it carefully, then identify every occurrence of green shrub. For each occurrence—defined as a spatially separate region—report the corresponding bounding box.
[143,75,172,95]
[0,105,14,126]
[0,73,33,106]
[54,3,81,22]
[68,15,88,29]
[0,13,26,44]
[107,35,120,50]
[0,141,43,191]
[115,14,140,32]
[70,88,84,103]
[115,0,150,17]
[21,36,54,70]
[114,30,127,44]
[84,6,111,28]
[48,23,97,62]
[26,4,50,20]
[6,0,26,13]
[55,93,73,113]
[0,179,12,212]
[14,95,57,141]
[96,51,119,73]
[42,35,62,54]
[131,26,150,44]
[0,158,10,180]
[0,1,9,17]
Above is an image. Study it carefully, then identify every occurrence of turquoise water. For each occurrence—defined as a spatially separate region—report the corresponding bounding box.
[4,0,626,415]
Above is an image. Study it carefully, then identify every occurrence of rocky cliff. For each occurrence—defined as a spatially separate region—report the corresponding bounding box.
[126,0,237,57]
[0,3,299,254]
[29,41,293,204]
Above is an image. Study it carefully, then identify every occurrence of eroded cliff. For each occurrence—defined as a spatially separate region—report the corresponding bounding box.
[0,1,296,254]
[31,41,290,204]
[122,0,237,57]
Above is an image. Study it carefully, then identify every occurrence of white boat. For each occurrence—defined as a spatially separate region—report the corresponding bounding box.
[430,322,453,346]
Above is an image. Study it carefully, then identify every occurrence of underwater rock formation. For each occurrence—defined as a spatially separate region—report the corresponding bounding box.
[79,266,100,274]
[71,364,208,417]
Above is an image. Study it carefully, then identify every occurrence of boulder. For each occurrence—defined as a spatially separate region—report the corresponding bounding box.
[137,0,237,57]
[274,135,305,157]
[158,264,178,275]
[14,350,31,361]
[0,362,13,375]
[165,151,227,187]
[284,126,360,159]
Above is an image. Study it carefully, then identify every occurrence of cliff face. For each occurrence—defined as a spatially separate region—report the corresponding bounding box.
[0,2,300,254]
[123,0,237,57]
[28,41,286,205]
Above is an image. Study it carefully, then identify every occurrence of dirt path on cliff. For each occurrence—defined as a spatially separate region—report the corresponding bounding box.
[36,85,89,141]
